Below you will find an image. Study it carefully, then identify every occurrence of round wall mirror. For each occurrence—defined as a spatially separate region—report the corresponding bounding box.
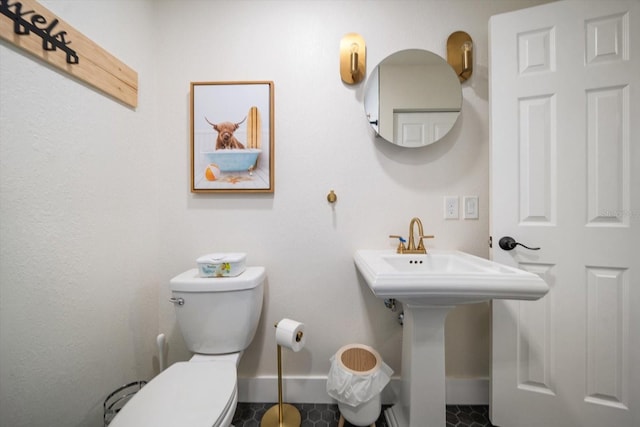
[364,49,462,147]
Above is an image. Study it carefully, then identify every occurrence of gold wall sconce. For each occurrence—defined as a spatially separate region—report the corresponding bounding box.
[340,33,366,84]
[447,31,473,82]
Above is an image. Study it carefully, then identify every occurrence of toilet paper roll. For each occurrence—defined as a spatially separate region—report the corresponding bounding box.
[276,318,305,352]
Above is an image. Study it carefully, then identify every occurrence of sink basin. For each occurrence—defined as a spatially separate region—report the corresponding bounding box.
[354,249,549,427]
[354,249,549,305]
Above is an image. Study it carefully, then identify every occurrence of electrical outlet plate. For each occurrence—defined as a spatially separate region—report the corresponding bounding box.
[463,196,479,219]
[444,196,459,219]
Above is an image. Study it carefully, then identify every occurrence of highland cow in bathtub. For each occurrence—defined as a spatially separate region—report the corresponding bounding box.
[205,116,246,150]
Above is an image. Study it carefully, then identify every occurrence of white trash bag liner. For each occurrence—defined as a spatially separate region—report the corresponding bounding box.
[326,344,393,407]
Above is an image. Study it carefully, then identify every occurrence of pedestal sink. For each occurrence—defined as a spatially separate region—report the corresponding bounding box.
[354,249,549,427]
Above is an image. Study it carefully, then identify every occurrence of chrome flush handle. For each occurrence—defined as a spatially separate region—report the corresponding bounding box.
[169,297,184,306]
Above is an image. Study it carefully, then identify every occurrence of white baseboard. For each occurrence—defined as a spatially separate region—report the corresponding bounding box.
[238,376,489,405]
[445,377,490,405]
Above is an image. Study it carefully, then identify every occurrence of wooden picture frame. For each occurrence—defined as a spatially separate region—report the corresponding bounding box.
[190,81,274,193]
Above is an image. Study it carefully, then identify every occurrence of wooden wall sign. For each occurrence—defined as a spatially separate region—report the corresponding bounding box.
[0,0,138,108]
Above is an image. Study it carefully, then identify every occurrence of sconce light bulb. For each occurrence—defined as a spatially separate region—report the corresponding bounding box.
[350,43,360,76]
[460,40,473,75]
[351,52,359,76]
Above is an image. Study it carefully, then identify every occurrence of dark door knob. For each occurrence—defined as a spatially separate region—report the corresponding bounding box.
[499,236,540,251]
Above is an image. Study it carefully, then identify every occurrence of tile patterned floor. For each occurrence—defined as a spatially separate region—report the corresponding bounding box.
[232,402,494,427]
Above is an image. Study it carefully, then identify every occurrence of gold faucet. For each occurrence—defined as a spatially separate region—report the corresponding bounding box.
[406,217,434,254]
[389,217,434,254]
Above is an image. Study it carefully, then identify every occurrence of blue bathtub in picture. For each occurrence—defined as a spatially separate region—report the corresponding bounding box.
[202,149,261,172]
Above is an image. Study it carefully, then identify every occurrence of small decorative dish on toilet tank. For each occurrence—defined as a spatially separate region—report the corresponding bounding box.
[196,253,246,277]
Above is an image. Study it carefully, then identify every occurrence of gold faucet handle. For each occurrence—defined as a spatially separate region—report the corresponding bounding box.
[417,235,434,251]
[389,235,407,254]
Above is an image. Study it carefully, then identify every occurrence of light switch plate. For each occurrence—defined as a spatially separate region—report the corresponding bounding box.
[463,196,479,219]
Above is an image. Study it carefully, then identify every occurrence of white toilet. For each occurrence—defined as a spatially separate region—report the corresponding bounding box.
[110,266,265,427]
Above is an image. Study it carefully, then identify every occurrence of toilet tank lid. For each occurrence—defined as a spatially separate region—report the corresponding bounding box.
[169,266,265,292]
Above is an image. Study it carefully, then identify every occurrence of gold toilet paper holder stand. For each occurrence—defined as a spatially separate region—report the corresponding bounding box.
[260,324,304,427]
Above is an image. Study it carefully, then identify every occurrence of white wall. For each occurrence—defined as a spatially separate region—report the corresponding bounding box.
[0,0,552,425]
[0,1,159,426]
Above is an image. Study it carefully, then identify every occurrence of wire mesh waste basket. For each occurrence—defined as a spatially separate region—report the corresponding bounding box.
[103,381,146,426]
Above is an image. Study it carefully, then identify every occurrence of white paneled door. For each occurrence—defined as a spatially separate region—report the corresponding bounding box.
[489,1,639,426]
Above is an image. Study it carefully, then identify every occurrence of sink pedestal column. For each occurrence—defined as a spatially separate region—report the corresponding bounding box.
[385,304,454,427]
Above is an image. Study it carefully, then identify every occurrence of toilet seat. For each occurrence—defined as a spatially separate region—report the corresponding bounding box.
[110,360,237,427]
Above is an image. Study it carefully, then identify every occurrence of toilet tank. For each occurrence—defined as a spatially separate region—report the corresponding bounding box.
[169,266,265,354]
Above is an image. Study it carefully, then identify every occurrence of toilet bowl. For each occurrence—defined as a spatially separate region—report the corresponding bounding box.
[109,359,238,427]
[110,266,265,427]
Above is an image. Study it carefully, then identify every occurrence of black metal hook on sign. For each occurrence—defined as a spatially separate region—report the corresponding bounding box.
[498,236,540,251]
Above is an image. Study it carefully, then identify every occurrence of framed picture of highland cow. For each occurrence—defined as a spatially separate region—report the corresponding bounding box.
[190,81,274,193]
